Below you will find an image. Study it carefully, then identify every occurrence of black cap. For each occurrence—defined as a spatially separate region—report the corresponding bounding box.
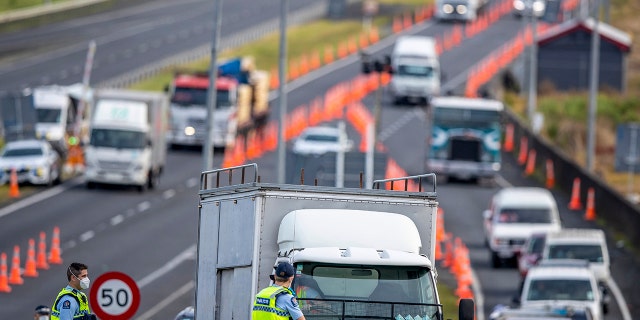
[270,262,295,280]
[35,305,51,315]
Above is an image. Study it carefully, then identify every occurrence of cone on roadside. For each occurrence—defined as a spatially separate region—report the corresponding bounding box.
[37,231,49,270]
[8,245,23,285]
[9,167,20,198]
[504,123,514,152]
[584,188,596,221]
[545,159,555,189]
[48,226,63,265]
[24,239,38,278]
[0,253,11,293]
[517,137,528,165]
[524,149,536,176]
[568,178,582,210]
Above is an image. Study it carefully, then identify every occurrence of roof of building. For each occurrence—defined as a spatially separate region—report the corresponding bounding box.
[538,17,631,52]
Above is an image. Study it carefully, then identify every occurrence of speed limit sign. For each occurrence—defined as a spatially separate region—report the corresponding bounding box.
[90,271,140,320]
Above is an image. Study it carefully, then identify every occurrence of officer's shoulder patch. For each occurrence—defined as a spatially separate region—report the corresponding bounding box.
[62,300,71,309]
[291,297,298,307]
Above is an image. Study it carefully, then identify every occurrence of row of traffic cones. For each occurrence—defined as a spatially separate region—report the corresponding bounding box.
[505,125,597,222]
[0,227,62,293]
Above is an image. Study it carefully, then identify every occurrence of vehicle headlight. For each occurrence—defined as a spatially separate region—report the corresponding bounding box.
[456,5,468,14]
[533,1,545,12]
[442,4,454,14]
[513,0,525,10]
[184,126,196,136]
[36,167,46,176]
[493,238,509,246]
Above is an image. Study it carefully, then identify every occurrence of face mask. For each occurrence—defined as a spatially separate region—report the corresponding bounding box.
[70,267,90,290]
[38,316,49,320]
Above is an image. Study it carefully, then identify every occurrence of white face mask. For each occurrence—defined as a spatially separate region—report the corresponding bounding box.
[70,267,90,290]
[38,316,49,320]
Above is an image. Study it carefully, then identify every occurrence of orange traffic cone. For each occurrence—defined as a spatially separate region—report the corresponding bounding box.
[442,233,454,268]
[584,188,596,221]
[517,137,528,165]
[0,252,11,293]
[568,178,582,210]
[545,159,555,189]
[524,149,536,176]
[37,231,49,270]
[9,167,20,198]
[8,245,23,285]
[504,123,514,152]
[48,226,63,265]
[24,239,38,278]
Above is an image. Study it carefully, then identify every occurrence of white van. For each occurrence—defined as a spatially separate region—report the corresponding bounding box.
[483,187,562,268]
[542,228,610,282]
[389,36,440,105]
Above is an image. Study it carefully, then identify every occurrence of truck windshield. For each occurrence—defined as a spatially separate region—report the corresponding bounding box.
[397,65,434,78]
[90,128,146,149]
[36,108,62,123]
[292,263,441,320]
[497,208,551,224]
[433,107,501,130]
[171,87,232,107]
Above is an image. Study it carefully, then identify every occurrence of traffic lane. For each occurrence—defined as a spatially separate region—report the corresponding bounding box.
[495,152,629,319]
[0,149,203,257]
[0,152,208,318]
[0,0,318,91]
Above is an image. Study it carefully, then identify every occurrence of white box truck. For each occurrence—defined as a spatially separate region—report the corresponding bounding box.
[388,36,441,105]
[84,89,168,192]
[195,163,474,320]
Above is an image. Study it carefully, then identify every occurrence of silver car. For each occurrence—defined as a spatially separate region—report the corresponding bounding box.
[0,139,62,186]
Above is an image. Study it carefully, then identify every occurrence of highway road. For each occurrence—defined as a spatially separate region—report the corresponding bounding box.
[0,0,637,319]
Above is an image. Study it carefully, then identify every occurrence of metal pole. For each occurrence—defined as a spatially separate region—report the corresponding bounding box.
[203,0,223,172]
[527,1,538,124]
[627,125,638,198]
[336,121,346,188]
[277,0,289,184]
[365,123,374,189]
[586,0,600,172]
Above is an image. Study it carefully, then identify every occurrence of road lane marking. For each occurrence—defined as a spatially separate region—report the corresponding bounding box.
[79,230,95,242]
[137,244,196,288]
[137,201,151,212]
[136,280,195,320]
[111,214,125,226]
[0,179,83,218]
[606,276,632,320]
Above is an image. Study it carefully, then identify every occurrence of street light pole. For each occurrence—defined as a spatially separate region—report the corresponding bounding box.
[203,0,223,172]
[526,0,538,124]
[277,0,289,184]
[586,0,600,172]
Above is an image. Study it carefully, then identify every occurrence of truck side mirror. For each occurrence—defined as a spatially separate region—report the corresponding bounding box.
[511,296,521,306]
[458,298,475,320]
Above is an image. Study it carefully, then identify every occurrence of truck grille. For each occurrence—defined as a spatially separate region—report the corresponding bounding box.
[296,299,441,319]
[98,160,130,171]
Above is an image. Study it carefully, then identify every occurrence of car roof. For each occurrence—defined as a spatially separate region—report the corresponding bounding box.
[526,265,595,279]
[545,229,605,244]
[537,259,591,268]
[300,126,340,137]
[493,187,557,208]
[4,139,48,150]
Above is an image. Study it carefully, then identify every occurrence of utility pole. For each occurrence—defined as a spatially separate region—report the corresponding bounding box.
[203,0,223,171]
[526,0,538,125]
[586,0,600,172]
[277,0,289,184]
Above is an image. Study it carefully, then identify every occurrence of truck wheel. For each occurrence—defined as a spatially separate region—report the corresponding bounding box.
[491,251,501,268]
[147,171,157,190]
[86,181,95,189]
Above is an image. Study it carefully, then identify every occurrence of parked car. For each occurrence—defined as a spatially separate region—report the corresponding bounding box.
[483,187,562,268]
[541,228,611,283]
[517,232,548,279]
[516,260,604,319]
[292,126,353,156]
[0,139,62,186]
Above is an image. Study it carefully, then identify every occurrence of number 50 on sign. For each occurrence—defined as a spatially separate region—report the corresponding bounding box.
[90,271,141,320]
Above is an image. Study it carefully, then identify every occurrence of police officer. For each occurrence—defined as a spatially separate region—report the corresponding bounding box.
[34,305,51,320]
[252,262,306,320]
[51,262,93,320]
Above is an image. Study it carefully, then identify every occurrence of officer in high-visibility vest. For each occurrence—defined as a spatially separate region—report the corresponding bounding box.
[51,262,93,320]
[252,262,306,320]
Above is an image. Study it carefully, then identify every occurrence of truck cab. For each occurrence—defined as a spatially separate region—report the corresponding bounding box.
[389,36,440,105]
[166,73,238,149]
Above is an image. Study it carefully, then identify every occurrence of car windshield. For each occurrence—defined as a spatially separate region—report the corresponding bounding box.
[547,244,604,263]
[497,208,552,223]
[171,87,232,107]
[2,147,43,157]
[90,129,146,149]
[303,133,338,143]
[526,279,594,301]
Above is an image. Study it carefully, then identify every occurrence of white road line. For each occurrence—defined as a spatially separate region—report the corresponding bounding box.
[110,214,124,226]
[79,230,94,242]
[163,189,176,199]
[137,201,151,212]
[136,280,195,320]
[186,177,199,188]
[137,244,196,288]
[0,179,84,218]
[471,268,485,320]
[606,277,632,320]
